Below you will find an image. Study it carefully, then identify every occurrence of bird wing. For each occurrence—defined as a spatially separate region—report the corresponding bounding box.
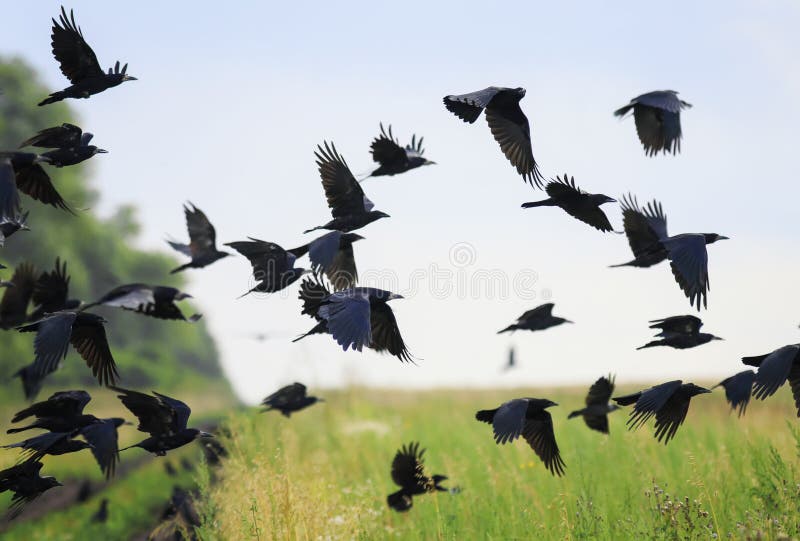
[19,124,83,149]
[184,203,218,256]
[94,283,154,310]
[50,7,105,84]
[517,303,554,322]
[370,124,407,166]
[625,380,683,431]
[619,194,668,256]
[715,370,754,416]
[80,420,120,479]
[369,301,412,362]
[11,390,91,423]
[648,315,702,335]
[1,431,71,458]
[152,392,192,431]
[585,375,615,406]
[32,258,70,314]
[583,414,610,435]
[390,442,426,489]
[632,91,686,113]
[545,175,582,198]
[0,158,22,219]
[315,142,372,218]
[484,100,541,187]
[226,239,290,280]
[14,163,71,212]
[298,277,330,319]
[653,391,692,444]
[262,383,307,409]
[318,292,371,352]
[326,242,358,291]
[546,176,615,231]
[788,364,800,417]
[1,262,37,325]
[18,311,76,378]
[69,315,118,386]
[663,234,709,310]
[490,399,528,444]
[752,345,800,400]
[443,87,502,123]
[307,231,343,272]
[522,410,565,476]
[110,387,176,437]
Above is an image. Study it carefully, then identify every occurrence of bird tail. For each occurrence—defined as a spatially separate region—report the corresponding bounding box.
[170,262,192,274]
[497,325,516,334]
[567,409,583,419]
[303,226,323,234]
[613,104,634,118]
[636,341,660,350]
[38,91,66,106]
[387,490,412,512]
[608,260,636,268]
[236,288,255,299]
[5,425,34,434]
[475,409,497,424]
[521,199,556,208]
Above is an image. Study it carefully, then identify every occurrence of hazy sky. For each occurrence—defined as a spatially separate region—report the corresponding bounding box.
[4,1,800,403]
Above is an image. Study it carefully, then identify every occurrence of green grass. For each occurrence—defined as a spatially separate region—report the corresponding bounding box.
[196,386,800,540]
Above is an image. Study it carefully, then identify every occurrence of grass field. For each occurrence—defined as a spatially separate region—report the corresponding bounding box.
[196,385,800,540]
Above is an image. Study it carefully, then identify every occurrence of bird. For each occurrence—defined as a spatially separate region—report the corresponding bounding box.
[0,459,61,518]
[742,344,800,416]
[80,417,126,479]
[613,381,710,444]
[568,375,620,434]
[1,152,71,218]
[90,498,109,523]
[386,442,448,512]
[367,123,435,178]
[111,386,213,455]
[17,311,118,386]
[713,370,755,417]
[502,346,516,372]
[295,276,413,362]
[11,363,45,401]
[610,194,727,309]
[167,203,230,273]
[1,431,92,459]
[476,398,564,476]
[19,123,107,167]
[0,261,37,329]
[522,174,616,231]
[637,315,723,350]
[28,257,82,321]
[304,142,390,234]
[614,91,691,156]
[260,383,323,417]
[224,238,308,297]
[443,86,544,187]
[39,7,137,106]
[497,303,572,334]
[0,211,29,247]
[289,231,363,290]
[87,284,201,322]
[7,390,94,434]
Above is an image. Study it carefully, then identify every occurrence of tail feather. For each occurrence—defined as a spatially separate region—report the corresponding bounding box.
[613,393,641,407]
[521,199,556,208]
[170,262,192,274]
[475,409,497,424]
[497,325,516,334]
[636,341,660,350]
[303,226,323,234]
[614,104,634,117]
[38,91,66,106]
[6,425,34,434]
[567,410,583,419]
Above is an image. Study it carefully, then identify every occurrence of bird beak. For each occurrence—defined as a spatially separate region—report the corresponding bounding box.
[713,336,724,341]
[123,75,138,81]
[200,431,215,438]
[123,421,135,426]
[425,160,436,166]
[96,148,108,154]
[718,236,729,240]
[563,319,574,324]
[318,398,326,403]
[389,293,404,300]
[175,292,193,301]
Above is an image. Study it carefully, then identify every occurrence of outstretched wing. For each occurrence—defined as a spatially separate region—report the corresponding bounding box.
[50,7,104,84]
[663,234,709,310]
[315,142,371,217]
[110,387,178,437]
[184,202,218,256]
[318,293,372,352]
[390,442,426,489]
[81,420,120,479]
[262,383,307,408]
[649,315,702,335]
[585,375,615,406]
[623,380,682,431]
[522,410,565,476]
[443,87,502,123]
[18,311,75,378]
[369,302,412,362]
[69,315,118,386]
[370,124,406,166]
[490,399,528,444]
[485,99,542,187]
[619,194,668,257]
[32,258,70,315]
[752,345,799,400]
[715,370,754,417]
[19,124,83,149]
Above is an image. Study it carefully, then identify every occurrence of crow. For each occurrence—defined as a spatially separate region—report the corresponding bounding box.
[112,387,213,455]
[637,315,722,350]
[295,276,412,362]
[476,398,565,476]
[11,363,45,401]
[87,284,200,322]
[7,390,94,434]
[568,375,620,434]
[522,174,616,232]
[614,381,710,444]
[0,262,37,329]
[614,91,691,156]
[610,194,727,309]
[0,211,30,247]
[19,123,107,167]
[90,498,109,523]
[224,239,308,297]
[502,346,516,372]
[167,203,230,273]
[29,257,82,321]
[367,123,435,178]
[1,431,92,459]
[444,86,544,187]
[39,7,137,106]
[497,303,572,334]
[0,459,61,518]
[260,383,323,417]
[387,442,448,512]
[289,231,363,291]
[304,142,390,233]
[714,370,755,417]
[1,153,71,218]
[742,344,800,416]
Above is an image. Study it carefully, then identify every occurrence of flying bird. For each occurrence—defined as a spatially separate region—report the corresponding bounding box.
[289,231,363,290]
[714,370,755,417]
[225,238,308,297]
[90,498,109,524]
[111,387,213,455]
[387,442,448,512]
[614,380,710,444]
[568,375,620,434]
[637,315,722,350]
[742,344,800,416]
[7,390,94,434]
[305,142,390,233]
[167,203,230,273]
[497,303,572,334]
[11,363,45,401]
[367,123,435,178]
[443,86,544,187]
[29,257,81,321]
[295,276,413,362]
[0,211,29,247]
[0,459,61,518]
[1,152,72,218]
[19,123,106,167]
[476,398,565,476]
[260,383,323,417]
[614,91,691,156]
[1,431,92,459]
[610,194,727,309]
[87,284,200,322]
[521,174,616,232]
[0,262,37,329]
[502,346,516,372]
[39,7,137,106]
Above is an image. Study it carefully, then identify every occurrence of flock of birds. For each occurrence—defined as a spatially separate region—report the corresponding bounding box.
[0,5,798,519]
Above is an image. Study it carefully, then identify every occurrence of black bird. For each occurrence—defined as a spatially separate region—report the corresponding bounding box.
[444,86,544,187]
[224,239,308,297]
[568,375,620,434]
[637,315,723,350]
[614,380,710,444]
[714,370,755,417]
[80,417,126,479]
[367,123,435,178]
[497,303,572,334]
[164,461,178,477]
[87,284,200,322]
[1,152,71,218]
[614,91,691,156]
[0,459,61,518]
[11,363,45,401]
[17,311,118,386]
[610,194,727,309]
[387,442,448,512]
[521,174,616,232]
[90,498,109,523]
[39,7,137,106]
[112,387,213,455]
[742,344,800,416]
[0,262,37,329]
[1,431,92,459]
[0,211,29,247]
[304,142,390,233]
[502,346,516,372]
[7,390,93,434]
[29,257,82,321]
[295,277,412,362]
[289,231,364,290]
[476,398,564,476]
[167,203,230,273]
[19,123,106,167]
[260,383,323,417]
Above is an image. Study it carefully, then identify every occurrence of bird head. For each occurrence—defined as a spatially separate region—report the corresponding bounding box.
[342,233,365,244]
[44,476,63,489]
[683,383,711,397]
[703,233,729,244]
[593,194,617,205]
[514,87,526,98]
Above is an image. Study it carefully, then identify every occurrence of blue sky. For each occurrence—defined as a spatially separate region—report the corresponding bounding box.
[4,1,800,403]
